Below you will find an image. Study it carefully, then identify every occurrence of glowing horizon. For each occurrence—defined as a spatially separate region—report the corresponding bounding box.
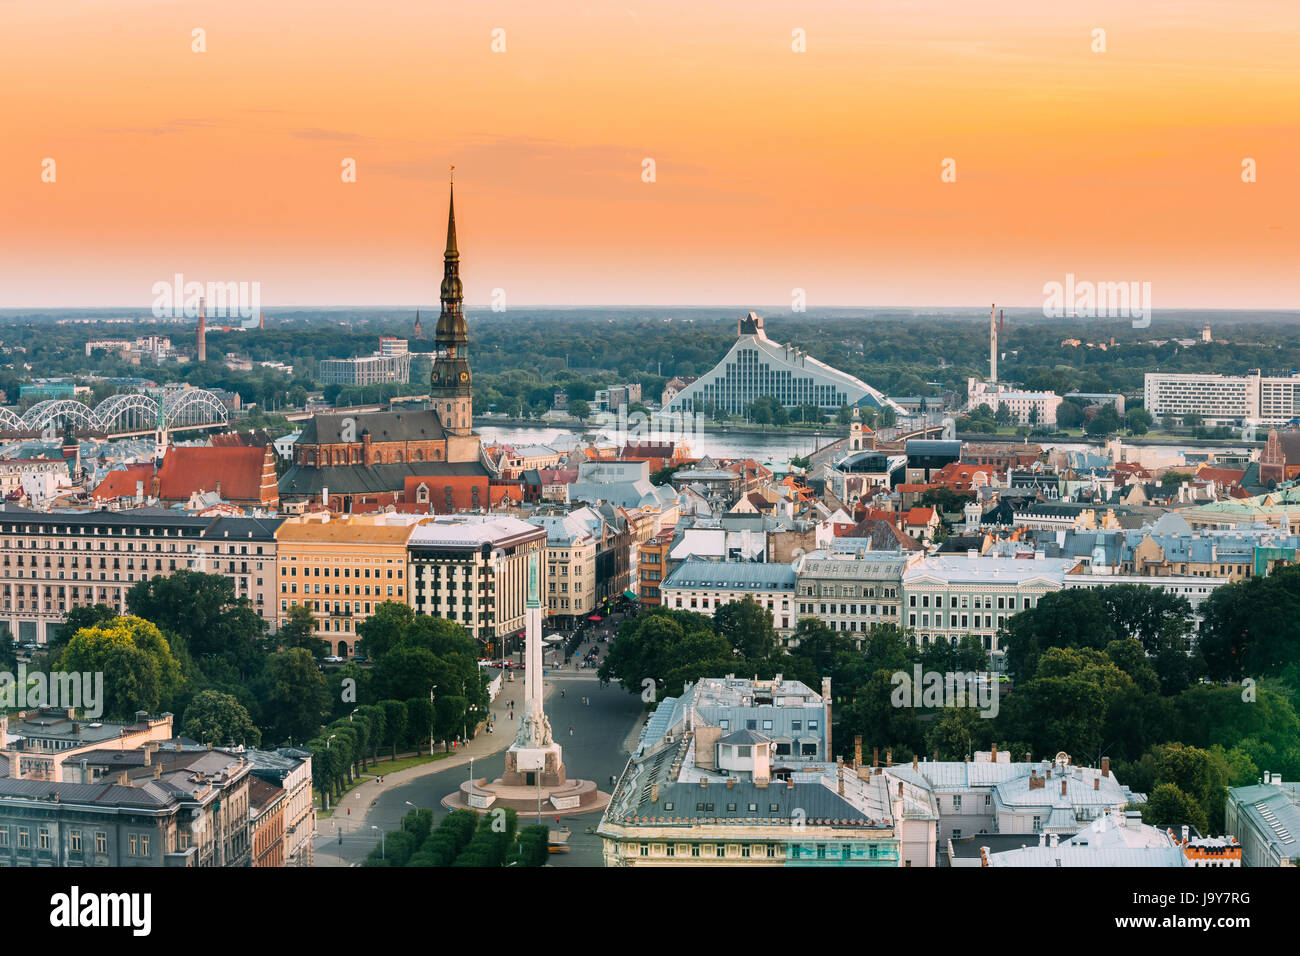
[2,0,1297,310]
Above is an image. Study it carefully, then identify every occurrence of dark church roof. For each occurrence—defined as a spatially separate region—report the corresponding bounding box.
[298,409,446,445]
[278,461,488,497]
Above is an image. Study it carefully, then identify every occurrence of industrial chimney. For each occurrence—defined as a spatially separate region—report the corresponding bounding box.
[197,295,207,363]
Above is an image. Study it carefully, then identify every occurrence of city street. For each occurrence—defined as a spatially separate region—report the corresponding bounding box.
[313,638,644,867]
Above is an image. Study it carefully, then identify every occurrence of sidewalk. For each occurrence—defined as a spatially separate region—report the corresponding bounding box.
[335,672,555,832]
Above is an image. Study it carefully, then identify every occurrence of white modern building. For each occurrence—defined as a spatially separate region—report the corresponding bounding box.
[318,352,411,386]
[663,313,903,417]
[1144,370,1300,426]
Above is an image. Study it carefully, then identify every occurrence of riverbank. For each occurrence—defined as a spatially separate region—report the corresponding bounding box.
[473,414,850,438]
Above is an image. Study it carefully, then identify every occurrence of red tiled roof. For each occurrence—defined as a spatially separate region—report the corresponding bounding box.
[156,446,275,504]
[537,468,578,485]
[91,464,154,501]
[403,475,519,513]
[1196,466,1246,486]
[905,506,936,525]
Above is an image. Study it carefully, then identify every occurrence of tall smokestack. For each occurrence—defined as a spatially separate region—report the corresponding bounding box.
[197,296,207,363]
[989,303,998,383]
[259,310,264,331]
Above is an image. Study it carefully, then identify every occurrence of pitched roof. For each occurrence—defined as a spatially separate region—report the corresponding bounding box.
[156,446,273,504]
[90,463,154,501]
[905,506,936,525]
[844,518,923,551]
[298,409,445,444]
[278,460,488,496]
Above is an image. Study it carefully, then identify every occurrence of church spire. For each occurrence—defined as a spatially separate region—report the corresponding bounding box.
[430,167,472,437]
[445,166,459,258]
[435,168,467,348]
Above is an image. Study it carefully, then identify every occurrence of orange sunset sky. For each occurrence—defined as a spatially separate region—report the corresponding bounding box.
[1,0,1297,309]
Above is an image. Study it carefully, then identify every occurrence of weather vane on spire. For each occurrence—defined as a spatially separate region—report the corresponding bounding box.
[449,164,455,185]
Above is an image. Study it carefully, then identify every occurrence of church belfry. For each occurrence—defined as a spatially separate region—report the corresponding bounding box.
[431,166,473,436]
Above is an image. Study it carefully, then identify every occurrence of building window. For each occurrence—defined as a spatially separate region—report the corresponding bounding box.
[95,832,107,854]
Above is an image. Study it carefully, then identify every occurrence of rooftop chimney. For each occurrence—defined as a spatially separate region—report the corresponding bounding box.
[1101,756,1110,777]
[1093,777,1099,791]
[1061,778,1067,796]
[854,735,863,767]
[990,742,997,761]
[726,777,736,790]
[897,781,903,798]
[873,747,879,768]
[650,784,659,803]
[886,749,892,767]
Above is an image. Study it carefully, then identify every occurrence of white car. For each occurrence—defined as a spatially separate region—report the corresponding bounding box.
[323,655,344,663]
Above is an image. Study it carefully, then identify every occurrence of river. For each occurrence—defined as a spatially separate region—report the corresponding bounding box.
[476,421,1248,473]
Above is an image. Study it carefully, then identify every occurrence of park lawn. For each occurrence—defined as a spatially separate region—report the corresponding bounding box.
[366,752,452,775]
[315,752,452,817]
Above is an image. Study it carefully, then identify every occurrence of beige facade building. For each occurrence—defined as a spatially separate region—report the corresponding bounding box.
[0,507,283,646]
[275,512,426,657]
[1,708,176,783]
[526,512,597,620]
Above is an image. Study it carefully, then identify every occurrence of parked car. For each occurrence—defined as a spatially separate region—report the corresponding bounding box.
[324,655,343,663]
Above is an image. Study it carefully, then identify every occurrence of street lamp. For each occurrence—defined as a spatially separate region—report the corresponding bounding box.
[429,685,438,756]
[326,734,337,749]
[370,825,385,860]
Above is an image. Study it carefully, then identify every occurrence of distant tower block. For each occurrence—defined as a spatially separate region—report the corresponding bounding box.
[197,296,207,363]
[989,303,998,383]
[1202,322,1211,343]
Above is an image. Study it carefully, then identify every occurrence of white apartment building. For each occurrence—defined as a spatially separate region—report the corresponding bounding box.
[792,550,911,645]
[659,559,796,633]
[318,352,411,386]
[902,553,1076,664]
[1144,370,1300,426]
[967,380,1062,426]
